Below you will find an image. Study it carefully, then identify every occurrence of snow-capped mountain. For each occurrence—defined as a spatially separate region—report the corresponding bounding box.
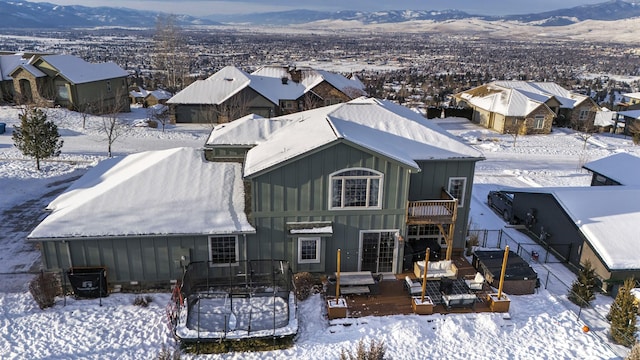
[208,0,640,26]
[0,0,638,29]
[0,0,218,28]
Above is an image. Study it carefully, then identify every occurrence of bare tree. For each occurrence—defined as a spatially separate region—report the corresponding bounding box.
[571,112,599,150]
[75,102,95,129]
[505,118,527,148]
[147,104,169,132]
[153,15,189,94]
[100,90,129,157]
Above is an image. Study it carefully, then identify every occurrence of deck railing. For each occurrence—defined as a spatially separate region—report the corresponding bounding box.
[406,189,458,224]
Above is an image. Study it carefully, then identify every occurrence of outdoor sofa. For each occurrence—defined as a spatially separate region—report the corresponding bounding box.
[413,260,458,280]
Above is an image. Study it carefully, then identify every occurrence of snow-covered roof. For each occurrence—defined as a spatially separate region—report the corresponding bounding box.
[510,186,640,271]
[169,66,365,107]
[251,65,292,79]
[168,66,305,106]
[618,109,640,119]
[582,152,640,186]
[593,109,620,127]
[460,81,593,116]
[0,54,26,81]
[148,89,172,100]
[464,87,550,117]
[622,92,640,101]
[12,63,46,78]
[248,73,306,104]
[36,55,128,84]
[300,69,366,97]
[491,81,590,109]
[205,114,295,147]
[552,186,640,271]
[243,97,483,177]
[28,147,254,239]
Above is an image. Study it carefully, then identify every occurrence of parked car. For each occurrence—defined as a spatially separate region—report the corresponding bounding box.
[487,190,515,223]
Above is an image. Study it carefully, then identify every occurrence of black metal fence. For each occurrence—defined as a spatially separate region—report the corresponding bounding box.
[468,228,635,357]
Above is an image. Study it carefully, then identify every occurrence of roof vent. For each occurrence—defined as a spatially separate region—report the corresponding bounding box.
[224,78,234,82]
[281,77,288,85]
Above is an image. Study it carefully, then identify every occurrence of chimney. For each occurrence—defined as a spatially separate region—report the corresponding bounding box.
[281,77,288,85]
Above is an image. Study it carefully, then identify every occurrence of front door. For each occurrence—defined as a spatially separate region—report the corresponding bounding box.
[360,231,396,273]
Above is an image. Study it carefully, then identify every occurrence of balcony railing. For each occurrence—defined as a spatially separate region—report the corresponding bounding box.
[406,189,458,225]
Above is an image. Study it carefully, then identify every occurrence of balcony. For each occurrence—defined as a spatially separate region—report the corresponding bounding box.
[406,189,458,225]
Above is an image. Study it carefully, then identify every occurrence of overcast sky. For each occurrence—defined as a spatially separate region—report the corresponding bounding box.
[45,0,609,16]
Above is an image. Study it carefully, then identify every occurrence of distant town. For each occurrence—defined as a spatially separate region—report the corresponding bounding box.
[1,26,638,109]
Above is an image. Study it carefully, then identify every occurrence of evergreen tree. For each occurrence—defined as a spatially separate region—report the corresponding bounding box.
[608,278,638,347]
[12,107,63,170]
[568,260,597,307]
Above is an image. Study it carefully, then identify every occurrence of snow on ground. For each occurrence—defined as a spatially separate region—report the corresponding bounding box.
[0,107,638,359]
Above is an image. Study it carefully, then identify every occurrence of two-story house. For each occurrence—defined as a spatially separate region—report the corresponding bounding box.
[9,54,130,114]
[28,98,483,288]
[167,65,366,124]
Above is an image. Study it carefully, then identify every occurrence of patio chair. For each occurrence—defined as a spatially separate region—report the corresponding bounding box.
[405,276,422,296]
[465,272,485,291]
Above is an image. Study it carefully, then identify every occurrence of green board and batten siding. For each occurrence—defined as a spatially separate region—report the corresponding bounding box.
[409,159,479,248]
[247,141,411,274]
[40,234,220,287]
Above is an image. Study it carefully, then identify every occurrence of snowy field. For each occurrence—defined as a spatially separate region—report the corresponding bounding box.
[0,105,638,359]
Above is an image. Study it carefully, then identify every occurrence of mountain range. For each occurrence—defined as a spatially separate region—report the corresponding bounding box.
[0,0,638,29]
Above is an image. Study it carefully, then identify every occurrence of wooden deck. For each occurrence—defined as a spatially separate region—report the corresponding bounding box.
[326,256,494,318]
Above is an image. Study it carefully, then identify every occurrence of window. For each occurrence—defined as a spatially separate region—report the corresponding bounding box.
[447,177,467,207]
[330,168,383,209]
[208,235,238,265]
[579,109,589,121]
[534,115,545,129]
[56,85,69,100]
[324,98,342,106]
[106,80,112,92]
[298,237,321,264]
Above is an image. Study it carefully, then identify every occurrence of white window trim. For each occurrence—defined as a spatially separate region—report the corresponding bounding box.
[534,115,545,129]
[297,237,321,264]
[207,235,239,267]
[448,177,467,207]
[329,167,383,210]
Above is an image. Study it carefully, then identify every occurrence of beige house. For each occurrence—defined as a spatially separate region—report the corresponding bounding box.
[10,54,130,114]
[454,81,600,134]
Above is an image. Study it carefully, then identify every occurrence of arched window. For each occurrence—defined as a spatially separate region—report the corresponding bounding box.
[329,168,383,209]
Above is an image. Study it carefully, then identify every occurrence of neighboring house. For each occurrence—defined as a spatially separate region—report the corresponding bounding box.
[499,153,640,294]
[454,81,600,134]
[167,65,366,124]
[582,152,640,186]
[616,92,640,111]
[616,109,640,137]
[10,54,130,114]
[129,86,172,107]
[28,98,483,288]
[0,54,27,102]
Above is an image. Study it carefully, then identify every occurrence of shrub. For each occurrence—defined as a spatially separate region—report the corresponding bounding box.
[293,272,316,301]
[29,271,61,309]
[133,295,153,307]
[340,339,386,360]
[608,278,638,347]
[627,342,640,360]
[568,260,597,307]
